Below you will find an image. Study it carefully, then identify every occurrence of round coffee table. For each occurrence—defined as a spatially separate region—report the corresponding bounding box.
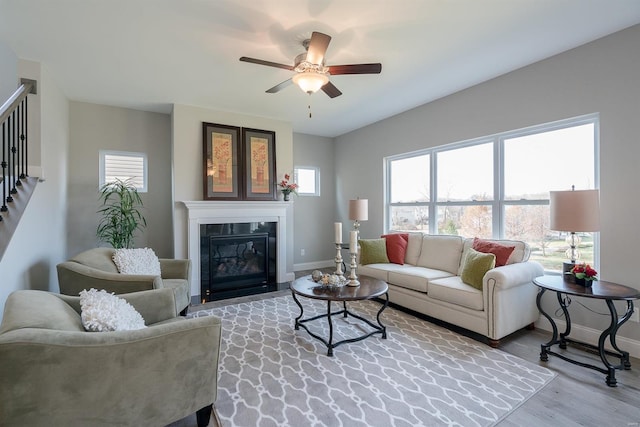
[290,274,389,356]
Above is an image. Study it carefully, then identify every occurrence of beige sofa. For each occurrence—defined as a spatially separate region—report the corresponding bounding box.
[0,288,221,427]
[57,247,191,315]
[358,234,544,346]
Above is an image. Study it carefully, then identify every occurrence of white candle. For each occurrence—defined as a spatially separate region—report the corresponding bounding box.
[350,230,358,254]
[334,222,342,244]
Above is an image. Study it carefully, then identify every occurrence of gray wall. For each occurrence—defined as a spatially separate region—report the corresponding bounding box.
[67,102,173,258]
[0,42,17,100]
[292,132,336,268]
[0,58,68,316]
[335,24,640,342]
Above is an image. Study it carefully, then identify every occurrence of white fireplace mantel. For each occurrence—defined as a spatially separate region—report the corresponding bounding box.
[182,201,293,299]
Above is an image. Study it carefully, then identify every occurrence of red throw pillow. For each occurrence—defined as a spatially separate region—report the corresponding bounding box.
[381,233,409,265]
[472,237,516,267]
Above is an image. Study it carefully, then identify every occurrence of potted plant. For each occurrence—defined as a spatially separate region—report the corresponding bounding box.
[570,262,598,286]
[278,173,298,201]
[96,178,146,249]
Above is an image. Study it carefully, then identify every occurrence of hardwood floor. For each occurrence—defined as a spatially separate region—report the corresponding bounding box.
[173,272,640,427]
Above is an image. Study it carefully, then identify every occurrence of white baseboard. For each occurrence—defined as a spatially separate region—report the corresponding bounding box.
[293,260,334,272]
[535,318,640,359]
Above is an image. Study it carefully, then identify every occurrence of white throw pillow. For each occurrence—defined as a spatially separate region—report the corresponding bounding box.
[112,247,161,276]
[79,288,146,332]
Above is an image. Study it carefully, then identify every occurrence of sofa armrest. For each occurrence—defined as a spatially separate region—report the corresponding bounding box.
[160,258,191,281]
[57,262,163,296]
[0,316,222,426]
[484,261,544,291]
[484,261,544,341]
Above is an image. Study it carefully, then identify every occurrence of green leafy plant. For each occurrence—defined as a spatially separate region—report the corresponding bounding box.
[96,178,146,249]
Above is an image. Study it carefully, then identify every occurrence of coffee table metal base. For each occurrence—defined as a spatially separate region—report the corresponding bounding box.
[292,294,388,357]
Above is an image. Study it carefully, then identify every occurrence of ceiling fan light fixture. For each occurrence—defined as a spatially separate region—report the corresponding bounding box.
[292,71,329,94]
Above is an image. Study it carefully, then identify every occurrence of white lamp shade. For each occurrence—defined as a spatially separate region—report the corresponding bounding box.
[292,71,329,93]
[349,199,368,221]
[550,189,600,232]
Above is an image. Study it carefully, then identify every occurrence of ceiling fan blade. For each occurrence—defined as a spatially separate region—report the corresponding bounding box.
[266,78,293,93]
[306,31,331,65]
[240,56,294,71]
[328,63,382,75]
[321,81,342,98]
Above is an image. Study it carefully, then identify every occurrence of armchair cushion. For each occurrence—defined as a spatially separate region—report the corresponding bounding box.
[79,289,146,332]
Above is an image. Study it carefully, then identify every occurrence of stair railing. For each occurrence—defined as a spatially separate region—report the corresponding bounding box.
[0,79,37,223]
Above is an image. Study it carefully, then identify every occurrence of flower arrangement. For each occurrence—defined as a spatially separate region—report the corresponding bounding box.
[571,263,598,281]
[278,173,298,199]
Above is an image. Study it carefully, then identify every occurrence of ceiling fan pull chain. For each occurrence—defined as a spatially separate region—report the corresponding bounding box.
[308,94,312,118]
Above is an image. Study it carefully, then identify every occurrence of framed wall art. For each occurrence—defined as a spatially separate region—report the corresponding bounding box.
[242,127,277,201]
[202,122,241,200]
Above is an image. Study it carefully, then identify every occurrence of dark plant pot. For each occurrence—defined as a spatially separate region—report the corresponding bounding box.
[575,277,593,287]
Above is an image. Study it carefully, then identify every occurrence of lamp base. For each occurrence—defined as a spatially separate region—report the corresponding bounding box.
[563,261,576,283]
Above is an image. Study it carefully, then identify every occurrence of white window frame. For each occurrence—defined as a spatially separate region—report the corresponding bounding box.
[99,150,148,193]
[385,113,599,271]
[294,166,320,196]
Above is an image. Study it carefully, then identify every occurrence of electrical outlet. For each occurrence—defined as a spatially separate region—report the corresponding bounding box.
[631,307,640,323]
[300,248,305,256]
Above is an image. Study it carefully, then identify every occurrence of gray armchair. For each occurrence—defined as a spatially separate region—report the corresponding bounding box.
[0,288,221,427]
[57,247,192,315]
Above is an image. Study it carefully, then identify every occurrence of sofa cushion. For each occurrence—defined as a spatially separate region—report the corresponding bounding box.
[416,235,464,274]
[460,248,496,290]
[472,237,515,267]
[359,239,390,265]
[428,276,484,311]
[358,263,407,282]
[388,266,453,293]
[381,233,409,265]
[404,233,423,265]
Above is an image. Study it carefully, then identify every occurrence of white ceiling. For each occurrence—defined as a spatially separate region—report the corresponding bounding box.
[1,0,640,137]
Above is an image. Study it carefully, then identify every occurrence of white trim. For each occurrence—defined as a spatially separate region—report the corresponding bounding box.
[182,201,294,298]
[294,259,334,271]
[294,166,320,196]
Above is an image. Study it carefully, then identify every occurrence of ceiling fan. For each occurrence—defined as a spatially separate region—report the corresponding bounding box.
[239,31,382,98]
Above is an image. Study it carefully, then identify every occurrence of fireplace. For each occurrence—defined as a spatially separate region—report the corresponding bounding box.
[200,223,276,302]
[182,201,294,303]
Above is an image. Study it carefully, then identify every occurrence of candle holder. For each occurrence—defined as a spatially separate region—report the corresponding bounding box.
[334,244,344,277]
[347,252,360,287]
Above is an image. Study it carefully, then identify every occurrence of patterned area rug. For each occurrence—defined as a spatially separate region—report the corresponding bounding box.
[189,295,554,427]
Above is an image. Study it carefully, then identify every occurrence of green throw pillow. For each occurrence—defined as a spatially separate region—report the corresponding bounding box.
[359,238,390,265]
[460,248,496,290]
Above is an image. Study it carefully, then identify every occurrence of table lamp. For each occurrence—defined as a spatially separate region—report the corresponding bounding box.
[549,187,600,277]
[348,198,368,235]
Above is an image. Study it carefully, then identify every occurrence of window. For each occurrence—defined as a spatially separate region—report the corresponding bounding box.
[99,150,148,192]
[294,166,320,196]
[386,114,598,272]
[388,154,430,230]
[436,142,494,239]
